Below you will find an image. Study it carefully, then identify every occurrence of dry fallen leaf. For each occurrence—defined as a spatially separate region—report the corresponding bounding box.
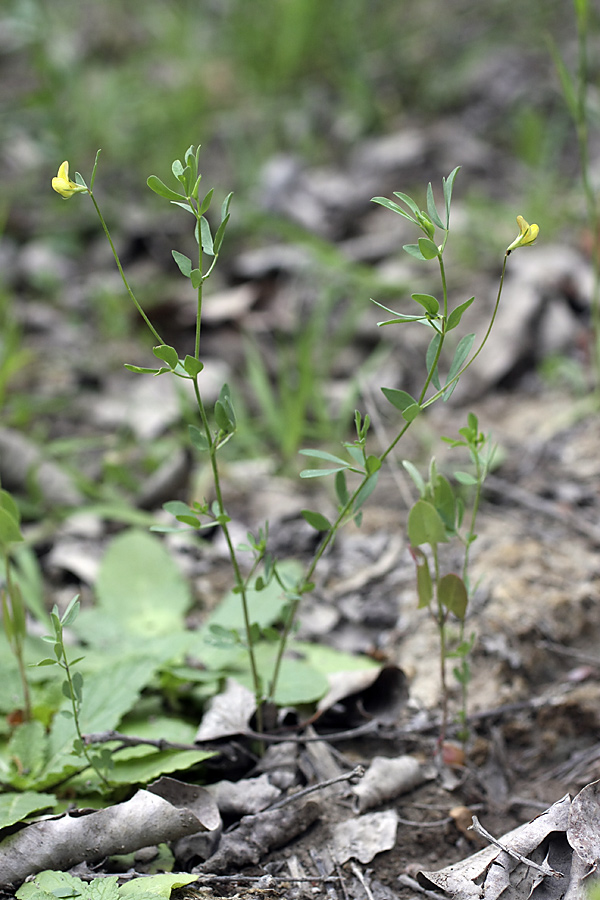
[0,777,218,888]
[330,810,399,866]
[352,755,425,813]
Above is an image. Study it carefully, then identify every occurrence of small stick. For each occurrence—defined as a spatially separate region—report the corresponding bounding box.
[468,816,563,879]
[268,765,365,810]
[84,721,379,750]
[350,862,375,900]
[397,873,447,900]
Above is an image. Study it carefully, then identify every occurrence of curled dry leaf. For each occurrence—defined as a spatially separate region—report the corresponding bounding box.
[419,794,573,898]
[352,755,425,813]
[0,777,218,888]
[317,665,408,723]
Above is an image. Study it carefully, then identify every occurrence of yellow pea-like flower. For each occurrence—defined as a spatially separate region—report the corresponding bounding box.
[506,215,539,254]
[52,161,87,199]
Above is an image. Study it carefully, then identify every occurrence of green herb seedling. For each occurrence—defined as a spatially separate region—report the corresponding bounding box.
[37,595,112,787]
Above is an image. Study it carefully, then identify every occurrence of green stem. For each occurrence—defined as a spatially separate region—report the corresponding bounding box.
[61,653,110,788]
[88,192,165,346]
[195,214,203,360]
[192,379,264,731]
[432,545,448,745]
[422,253,509,409]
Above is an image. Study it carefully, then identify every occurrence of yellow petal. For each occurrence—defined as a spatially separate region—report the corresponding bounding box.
[506,215,540,253]
[52,160,86,198]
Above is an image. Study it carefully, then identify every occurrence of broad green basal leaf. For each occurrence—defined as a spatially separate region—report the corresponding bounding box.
[92,530,191,638]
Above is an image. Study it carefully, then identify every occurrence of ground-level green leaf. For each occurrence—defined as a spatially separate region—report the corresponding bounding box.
[0,791,56,829]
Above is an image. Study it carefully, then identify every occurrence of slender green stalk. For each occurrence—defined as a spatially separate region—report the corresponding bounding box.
[423,253,508,409]
[192,379,264,730]
[88,192,165,347]
[60,652,111,789]
[431,545,450,745]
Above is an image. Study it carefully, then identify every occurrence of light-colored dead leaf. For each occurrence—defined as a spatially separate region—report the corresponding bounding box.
[353,755,425,813]
[195,678,256,742]
[330,810,398,866]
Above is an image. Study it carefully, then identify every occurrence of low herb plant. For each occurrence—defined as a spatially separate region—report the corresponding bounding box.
[36,595,112,788]
[49,150,538,746]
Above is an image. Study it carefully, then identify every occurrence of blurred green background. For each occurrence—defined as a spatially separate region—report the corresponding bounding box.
[0,0,598,482]
[0,0,587,218]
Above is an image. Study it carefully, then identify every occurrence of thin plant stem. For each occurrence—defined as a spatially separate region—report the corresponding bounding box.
[431,544,449,745]
[60,651,111,788]
[88,192,165,347]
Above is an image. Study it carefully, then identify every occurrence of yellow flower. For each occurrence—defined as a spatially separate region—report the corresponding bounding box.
[52,161,87,199]
[506,215,539,254]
